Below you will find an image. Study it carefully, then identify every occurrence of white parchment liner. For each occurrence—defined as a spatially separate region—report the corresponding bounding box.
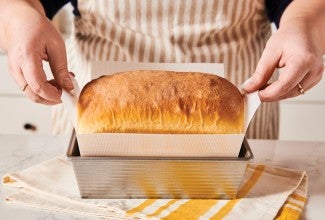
[62,62,260,157]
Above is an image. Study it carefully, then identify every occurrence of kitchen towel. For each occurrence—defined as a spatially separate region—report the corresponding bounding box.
[2,157,307,220]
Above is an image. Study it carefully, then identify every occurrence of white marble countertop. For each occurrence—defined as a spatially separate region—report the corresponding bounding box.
[0,134,324,219]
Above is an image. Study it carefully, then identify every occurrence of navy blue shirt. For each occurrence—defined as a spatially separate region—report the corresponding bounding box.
[41,0,292,28]
[40,0,79,19]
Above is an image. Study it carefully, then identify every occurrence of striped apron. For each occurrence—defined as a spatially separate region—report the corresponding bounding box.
[52,0,279,139]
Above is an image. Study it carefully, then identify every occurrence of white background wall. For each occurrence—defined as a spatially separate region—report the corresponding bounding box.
[279,65,325,141]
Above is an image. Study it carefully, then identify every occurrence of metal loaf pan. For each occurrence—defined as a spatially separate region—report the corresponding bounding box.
[66,131,254,199]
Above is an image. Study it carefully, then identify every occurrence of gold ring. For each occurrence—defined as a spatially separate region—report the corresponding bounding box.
[298,83,305,95]
[20,83,28,92]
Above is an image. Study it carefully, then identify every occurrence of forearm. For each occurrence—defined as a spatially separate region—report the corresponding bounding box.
[0,0,45,50]
[280,0,325,54]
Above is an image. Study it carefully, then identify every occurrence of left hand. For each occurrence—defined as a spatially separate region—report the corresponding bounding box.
[243,20,324,102]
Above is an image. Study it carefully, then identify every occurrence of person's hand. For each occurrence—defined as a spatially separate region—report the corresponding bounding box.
[0,0,73,105]
[243,0,325,102]
[243,20,324,102]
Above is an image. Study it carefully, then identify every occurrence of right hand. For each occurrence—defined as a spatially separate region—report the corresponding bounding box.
[0,0,73,105]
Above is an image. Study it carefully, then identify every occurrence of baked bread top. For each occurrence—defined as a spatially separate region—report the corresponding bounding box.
[77,70,244,134]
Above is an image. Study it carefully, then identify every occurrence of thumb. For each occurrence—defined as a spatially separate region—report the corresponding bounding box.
[46,37,74,91]
[243,46,280,93]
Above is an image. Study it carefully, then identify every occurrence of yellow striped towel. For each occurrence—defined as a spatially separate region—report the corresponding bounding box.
[2,157,307,220]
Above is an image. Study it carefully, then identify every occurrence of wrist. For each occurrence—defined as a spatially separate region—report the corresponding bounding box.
[0,0,45,50]
[279,0,325,54]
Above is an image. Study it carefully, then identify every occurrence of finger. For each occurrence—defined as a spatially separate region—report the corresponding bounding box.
[24,84,60,105]
[302,58,324,92]
[48,78,61,90]
[277,75,314,100]
[243,46,281,93]
[259,58,310,102]
[8,62,59,105]
[41,53,49,62]
[278,66,323,101]
[21,53,62,102]
[69,71,75,77]
[46,36,74,91]
[7,60,27,91]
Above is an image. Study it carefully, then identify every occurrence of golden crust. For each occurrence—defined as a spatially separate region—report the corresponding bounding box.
[77,70,244,134]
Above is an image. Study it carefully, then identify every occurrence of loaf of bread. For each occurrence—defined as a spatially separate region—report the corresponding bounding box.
[77,70,244,134]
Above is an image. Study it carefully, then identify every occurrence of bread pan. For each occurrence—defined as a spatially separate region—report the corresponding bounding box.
[66,130,253,199]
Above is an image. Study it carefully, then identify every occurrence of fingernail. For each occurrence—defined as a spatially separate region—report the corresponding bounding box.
[240,77,253,94]
[258,91,265,102]
[242,77,253,88]
[62,77,74,90]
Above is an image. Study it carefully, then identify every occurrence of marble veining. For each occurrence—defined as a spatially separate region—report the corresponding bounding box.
[1,135,325,219]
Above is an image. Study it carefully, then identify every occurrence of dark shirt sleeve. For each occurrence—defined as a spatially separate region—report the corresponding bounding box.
[265,0,293,28]
[40,0,80,20]
[41,0,291,26]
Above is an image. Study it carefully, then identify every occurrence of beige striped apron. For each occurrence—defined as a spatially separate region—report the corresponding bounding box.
[53,0,279,139]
